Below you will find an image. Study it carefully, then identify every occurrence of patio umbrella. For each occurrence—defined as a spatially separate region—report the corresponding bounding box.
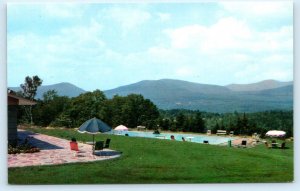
[114,125,128,131]
[265,130,286,138]
[78,117,112,152]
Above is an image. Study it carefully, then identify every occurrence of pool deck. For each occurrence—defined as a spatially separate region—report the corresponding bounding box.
[8,130,121,168]
[219,136,261,147]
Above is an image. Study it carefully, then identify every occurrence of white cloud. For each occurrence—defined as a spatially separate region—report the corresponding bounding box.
[104,7,151,34]
[44,4,84,18]
[229,54,250,63]
[147,46,186,64]
[60,19,105,49]
[175,66,194,77]
[148,15,293,85]
[157,13,171,22]
[164,17,251,53]
[164,17,292,56]
[220,1,292,17]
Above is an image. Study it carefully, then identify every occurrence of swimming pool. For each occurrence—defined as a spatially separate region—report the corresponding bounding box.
[113,131,236,145]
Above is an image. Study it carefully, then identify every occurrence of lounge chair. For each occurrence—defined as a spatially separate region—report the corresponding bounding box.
[70,141,86,157]
[216,130,227,135]
[239,140,247,148]
[264,142,271,149]
[70,141,79,151]
[94,141,104,151]
[93,141,105,156]
[104,139,111,149]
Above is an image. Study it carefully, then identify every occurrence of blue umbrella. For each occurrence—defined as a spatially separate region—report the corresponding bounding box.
[78,117,112,153]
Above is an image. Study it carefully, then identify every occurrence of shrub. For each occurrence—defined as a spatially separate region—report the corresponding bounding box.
[8,143,40,154]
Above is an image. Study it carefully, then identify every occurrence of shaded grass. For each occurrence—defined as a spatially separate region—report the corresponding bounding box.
[8,127,293,184]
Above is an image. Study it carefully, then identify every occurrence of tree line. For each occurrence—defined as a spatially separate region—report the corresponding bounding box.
[159,109,293,137]
[16,76,293,137]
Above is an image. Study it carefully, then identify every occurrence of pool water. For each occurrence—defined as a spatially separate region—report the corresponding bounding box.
[113,131,236,145]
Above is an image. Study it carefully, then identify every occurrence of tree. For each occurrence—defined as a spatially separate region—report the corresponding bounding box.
[175,113,186,132]
[241,113,250,135]
[211,122,220,134]
[68,90,107,126]
[32,90,71,127]
[104,95,126,127]
[191,112,205,133]
[43,90,58,102]
[20,75,43,124]
[108,94,159,128]
[159,118,171,131]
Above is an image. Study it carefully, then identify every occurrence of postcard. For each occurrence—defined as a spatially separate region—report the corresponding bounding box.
[7,1,293,184]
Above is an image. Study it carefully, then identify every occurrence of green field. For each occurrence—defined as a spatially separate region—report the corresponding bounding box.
[8,128,293,184]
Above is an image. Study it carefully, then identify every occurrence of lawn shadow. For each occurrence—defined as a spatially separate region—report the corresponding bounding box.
[271,147,290,150]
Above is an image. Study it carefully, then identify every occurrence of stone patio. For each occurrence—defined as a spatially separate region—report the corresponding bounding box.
[8,129,121,168]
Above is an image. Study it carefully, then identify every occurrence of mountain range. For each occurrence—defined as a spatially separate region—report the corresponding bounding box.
[9,79,293,113]
[226,80,293,91]
[9,82,86,99]
[104,79,293,113]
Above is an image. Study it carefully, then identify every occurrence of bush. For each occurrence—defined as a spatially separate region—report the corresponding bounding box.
[50,113,73,128]
[8,143,40,154]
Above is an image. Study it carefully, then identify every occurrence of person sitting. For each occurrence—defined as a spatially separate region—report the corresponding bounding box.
[170,135,175,140]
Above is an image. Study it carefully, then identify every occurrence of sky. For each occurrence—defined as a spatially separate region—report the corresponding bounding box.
[7,2,293,91]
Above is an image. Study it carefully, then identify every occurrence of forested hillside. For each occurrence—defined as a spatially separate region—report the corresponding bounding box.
[16,90,293,137]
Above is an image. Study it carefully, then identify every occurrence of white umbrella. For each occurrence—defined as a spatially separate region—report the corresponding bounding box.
[114,125,128,131]
[266,130,286,137]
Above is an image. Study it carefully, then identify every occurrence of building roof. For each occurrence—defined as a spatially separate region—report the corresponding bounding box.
[8,90,37,106]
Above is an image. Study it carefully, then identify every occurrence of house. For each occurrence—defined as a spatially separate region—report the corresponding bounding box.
[8,90,36,146]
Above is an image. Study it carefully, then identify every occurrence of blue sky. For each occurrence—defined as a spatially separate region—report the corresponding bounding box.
[7,2,293,91]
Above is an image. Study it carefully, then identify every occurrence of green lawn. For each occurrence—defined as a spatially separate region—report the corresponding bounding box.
[8,127,293,184]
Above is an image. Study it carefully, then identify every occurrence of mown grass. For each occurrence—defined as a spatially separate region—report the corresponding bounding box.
[8,127,293,184]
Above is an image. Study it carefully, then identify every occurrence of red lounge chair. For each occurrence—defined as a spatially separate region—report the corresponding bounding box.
[70,142,79,151]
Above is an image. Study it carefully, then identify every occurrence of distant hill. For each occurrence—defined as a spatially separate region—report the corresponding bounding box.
[226,79,293,91]
[104,79,293,113]
[105,79,230,98]
[9,79,293,113]
[9,82,86,99]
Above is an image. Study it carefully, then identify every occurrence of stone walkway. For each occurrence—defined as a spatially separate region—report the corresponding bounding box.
[8,130,121,168]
